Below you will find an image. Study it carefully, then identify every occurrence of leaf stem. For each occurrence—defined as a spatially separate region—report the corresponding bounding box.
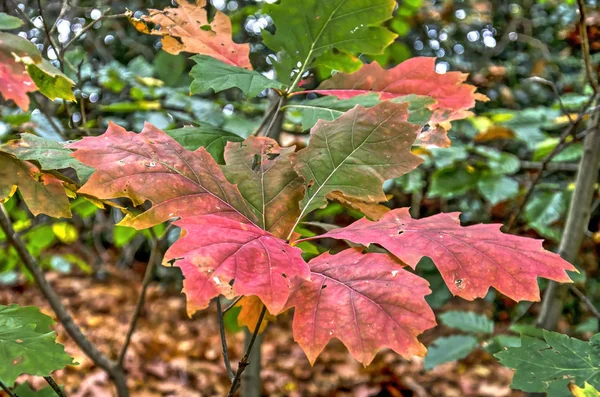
[222,296,244,314]
[227,306,267,396]
[217,298,235,381]
[44,376,67,397]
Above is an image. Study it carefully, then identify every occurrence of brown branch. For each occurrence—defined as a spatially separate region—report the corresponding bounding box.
[118,226,172,366]
[577,0,599,94]
[217,298,235,381]
[227,306,267,397]
[0,205,129,397]
[505,95,595,231]
[44,376,67,397]
[569,285,600,320]
[0,380,18,397]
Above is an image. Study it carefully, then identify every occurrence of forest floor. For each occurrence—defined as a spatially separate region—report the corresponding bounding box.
[0,261,522,397]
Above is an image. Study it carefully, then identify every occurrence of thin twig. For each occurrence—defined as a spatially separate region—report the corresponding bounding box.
[63,10,127,51]
[506,95,596,231]
[223,296,244,315]
[227,306,267,396]
[0,380,18,397]
[569,285,600,320]
[217,298,235,381]
[37,0,62,71]
[525,77,574,124]
[44,376,67,397]
[0,205,129,397]
[577,0,599,94]
[118,225,172,366]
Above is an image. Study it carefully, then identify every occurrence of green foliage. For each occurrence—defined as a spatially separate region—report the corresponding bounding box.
[166,126,244,164]
[0,304,74,386]
[190,55,285,98]
[496,331,600,396]
[439,311,494,334]
[424,335,480,370]
[0,13,23,30]
[12,384,59,397]
[262,0,397,85]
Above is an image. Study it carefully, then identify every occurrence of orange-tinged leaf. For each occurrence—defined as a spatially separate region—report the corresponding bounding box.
[165,213,309,315]
[310,57,487,145]
[327,191,389,220]
[69,122,256,229]
[0,153,70,218]
[128,0,252,69]
[235,296,276,333]
[286,248,435,365]
[223,136,304,239]
[316,208,575,302]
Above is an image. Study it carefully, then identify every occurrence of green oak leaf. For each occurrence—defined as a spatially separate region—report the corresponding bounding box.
[428,164,481,199]
[288,94,435,130]
[424,335,479,370]
[262,0,397,86]
[0,304,74,387]
[293,101,422,221]
[439,311,494,334]
[525,190,569,241]
[0,13,24,30]
[190,55,285,98]
[0,133,94,182]
[166,126,244,165]
[496,331,600,396]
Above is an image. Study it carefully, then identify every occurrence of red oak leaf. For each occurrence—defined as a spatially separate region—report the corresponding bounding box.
[309,57,488,146]
[69,122,256,229]
[129,0,252,69]
[69,123,309,315]
[165,213,308,315]
[286,248,435,365]
[315,209,575,302]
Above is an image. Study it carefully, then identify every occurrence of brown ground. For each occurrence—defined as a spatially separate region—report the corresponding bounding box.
[0,263,522,397]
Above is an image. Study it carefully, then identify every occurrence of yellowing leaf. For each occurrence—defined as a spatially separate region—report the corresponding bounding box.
[235,296,276,333]
[51,222,78,244]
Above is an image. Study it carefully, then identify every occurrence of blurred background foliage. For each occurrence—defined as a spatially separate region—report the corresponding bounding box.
[0,0,599,369]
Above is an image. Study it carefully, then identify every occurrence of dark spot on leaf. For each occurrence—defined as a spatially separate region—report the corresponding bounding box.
[282,273,287,278]
[321,285,327,289]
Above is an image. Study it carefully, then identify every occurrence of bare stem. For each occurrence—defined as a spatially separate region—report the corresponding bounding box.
[227,306,267,396]
[217,298,235,381]
[0,380,18,397]
[0,205,129,397]
[569,285,600,320]
[117,236,160,366]
[44,376,67,397]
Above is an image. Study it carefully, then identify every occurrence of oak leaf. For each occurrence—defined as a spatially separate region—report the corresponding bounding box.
[69,123,309,315]
[316,208,575,302]
[0,153,71,218]
[293,101,422,224]
[164,213,308,314]
[262,0,397,85]
[310,58,488,146]
[69,122,256,229]
[129,0,252,69]
[286,248,435,365]
[223,136,304,239]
